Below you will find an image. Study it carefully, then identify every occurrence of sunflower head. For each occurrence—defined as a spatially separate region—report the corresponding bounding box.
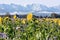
[13,14,17,19]
[27,13,33,21]
[22,19,26,24]
[0,17,2,24]
[4,17,9,20]
[58,20,60,26]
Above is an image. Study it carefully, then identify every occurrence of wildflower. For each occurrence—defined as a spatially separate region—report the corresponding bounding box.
[16,27,20,30]
[27,13,33,21]
[0,33,7,38]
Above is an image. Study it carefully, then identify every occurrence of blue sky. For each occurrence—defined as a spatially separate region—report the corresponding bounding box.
[0,0,60,7]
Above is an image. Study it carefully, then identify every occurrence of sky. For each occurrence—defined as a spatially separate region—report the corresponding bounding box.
[0,0,60,7]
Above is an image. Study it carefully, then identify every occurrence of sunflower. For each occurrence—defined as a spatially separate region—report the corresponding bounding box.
[53,19,56,23]
[27,13,33,21]
[13,14,16,19]
[22,19,25,24]
[58,20,60,26]
[4,17,9,20]
[35,20,39,23]
[0,17,2,24]
[45,18,49,21]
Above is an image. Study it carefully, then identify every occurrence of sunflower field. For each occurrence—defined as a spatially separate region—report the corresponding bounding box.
[0,13,60,40]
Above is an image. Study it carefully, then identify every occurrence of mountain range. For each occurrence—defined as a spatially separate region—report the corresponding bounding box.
[0,4,60,16]
[0,4,60,13]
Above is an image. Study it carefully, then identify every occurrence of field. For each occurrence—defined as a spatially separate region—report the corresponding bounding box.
[0,13,60,40]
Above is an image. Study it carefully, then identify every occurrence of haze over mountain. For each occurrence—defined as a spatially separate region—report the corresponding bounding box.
[0,4,60,13]
[0,3,60,17]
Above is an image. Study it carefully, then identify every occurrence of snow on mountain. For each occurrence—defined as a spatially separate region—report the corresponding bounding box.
[31,4,42,11]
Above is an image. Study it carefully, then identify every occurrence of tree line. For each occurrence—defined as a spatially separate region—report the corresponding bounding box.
[0,12,60,18]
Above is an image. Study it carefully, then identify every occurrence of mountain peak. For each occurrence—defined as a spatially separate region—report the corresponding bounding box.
[0,4,60,14]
